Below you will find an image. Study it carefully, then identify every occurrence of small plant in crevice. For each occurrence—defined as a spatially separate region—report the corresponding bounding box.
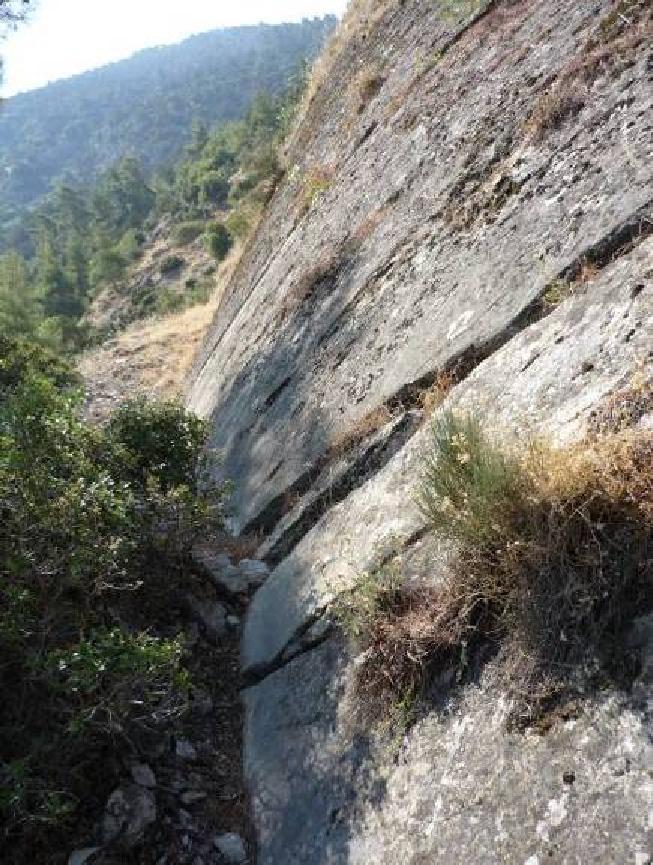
[297,165,335,216]
[525,83,586,141]
[437,0,487,24]
[328,404,394,460]
[334,563,454,730]
[350,67,386,115]
[339,411,652,731]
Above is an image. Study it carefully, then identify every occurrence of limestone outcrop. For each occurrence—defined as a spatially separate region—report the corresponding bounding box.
[187,1,653,861]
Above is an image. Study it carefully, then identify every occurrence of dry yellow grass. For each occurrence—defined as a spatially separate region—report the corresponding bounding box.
[285,0,398,155]
[340,413,653,729]
[79,243,246,419]
[419,371,456,419]
[327,404,393,458]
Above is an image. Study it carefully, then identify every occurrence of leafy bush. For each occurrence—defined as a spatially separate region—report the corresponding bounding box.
[225,209,250,241]
[159,253,185,275]
[0,338,227,857]
[204,222,233,261]
[342,411,652,729]
[0,336,79,395]
[173,220,206,246]
[117,227,144,262]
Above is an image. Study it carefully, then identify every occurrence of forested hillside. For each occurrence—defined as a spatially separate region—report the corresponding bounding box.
[0,16,335,245]
[0,79,305,350]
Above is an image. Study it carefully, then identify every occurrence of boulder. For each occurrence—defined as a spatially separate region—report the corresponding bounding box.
[194,548,269,596]
[102,783,156,848]
[214,832,247,863]
[130,763,156,788]
[186,593,227,642]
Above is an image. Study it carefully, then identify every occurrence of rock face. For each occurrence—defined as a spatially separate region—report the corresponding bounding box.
[187,0,653,862]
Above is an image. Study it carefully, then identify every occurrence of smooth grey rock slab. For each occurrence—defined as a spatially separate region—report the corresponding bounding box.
[242,239,652,675]
[188,0,652,541]
[245,637,653,865]
[244,639,367,865]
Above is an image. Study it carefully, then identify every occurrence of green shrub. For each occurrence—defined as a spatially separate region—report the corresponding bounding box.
[173,220,206,246]
[0,336,79,395]
[204,222,233,261]
[108,395,211,492]
[343,411,652,729]
[225,209,250,240]
[0,339,228,856]
[117,227,144,262]
[159,253,185,275]
[416,411,523,545]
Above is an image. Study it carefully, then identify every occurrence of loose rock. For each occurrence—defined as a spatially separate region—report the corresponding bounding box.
[68,848,101,865]
[130,763,156,788]
[175,738,198,761]
[194,549,269,596]
[214,832,247,863]
[186,593,227,642]
[102,783,156,847]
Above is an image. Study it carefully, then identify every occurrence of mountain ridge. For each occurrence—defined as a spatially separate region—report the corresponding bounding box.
[0,16,336,243]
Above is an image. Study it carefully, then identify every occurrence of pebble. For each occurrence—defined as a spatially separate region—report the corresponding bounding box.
[214,832,247,863]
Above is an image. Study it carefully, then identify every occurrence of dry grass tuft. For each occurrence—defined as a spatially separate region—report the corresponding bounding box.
[328,404,394,459]
[211,532,264,563]
[419,371,456,418]
[350,67,386,115]
[349,206,388,246]
[297,165,336,217]
[282,248,343,319]
[285,0,398,154]
[339,412,652,729]
[588,372,653,436]
[525,83,586,141]
[526,0,651,142]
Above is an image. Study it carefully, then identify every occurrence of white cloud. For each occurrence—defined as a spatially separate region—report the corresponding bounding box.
[2,0,348,96]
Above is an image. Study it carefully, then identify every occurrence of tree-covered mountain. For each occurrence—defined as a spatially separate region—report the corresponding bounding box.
[0,17,335,244]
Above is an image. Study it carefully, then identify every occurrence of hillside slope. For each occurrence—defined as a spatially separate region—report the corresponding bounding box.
[187,1,652,862]
[0,17,335,243]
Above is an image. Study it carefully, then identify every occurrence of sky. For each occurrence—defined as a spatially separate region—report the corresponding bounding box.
[1,0,348,96]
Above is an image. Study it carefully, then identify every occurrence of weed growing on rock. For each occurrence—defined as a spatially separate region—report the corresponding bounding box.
[525,83,586,141]
[297,165,335,216]
[341,411,652,729]
[350,67,385,115]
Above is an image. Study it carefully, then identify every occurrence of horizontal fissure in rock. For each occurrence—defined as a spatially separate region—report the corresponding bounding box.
[242,204,653,566]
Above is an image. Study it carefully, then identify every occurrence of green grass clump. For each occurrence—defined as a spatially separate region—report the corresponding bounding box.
[416,412,522,545]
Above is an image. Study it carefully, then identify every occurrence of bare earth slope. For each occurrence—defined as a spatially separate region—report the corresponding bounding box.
[187,1,653,862]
